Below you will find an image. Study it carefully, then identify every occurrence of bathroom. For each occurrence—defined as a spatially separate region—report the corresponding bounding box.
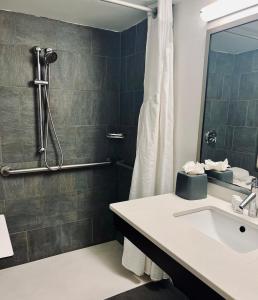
[0,0,258,299]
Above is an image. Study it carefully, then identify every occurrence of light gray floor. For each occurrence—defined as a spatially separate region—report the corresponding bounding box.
[0,241,148,300]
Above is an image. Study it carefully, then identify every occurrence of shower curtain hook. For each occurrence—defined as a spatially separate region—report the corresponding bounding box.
[151,7,158,18]
[148,7,157,18]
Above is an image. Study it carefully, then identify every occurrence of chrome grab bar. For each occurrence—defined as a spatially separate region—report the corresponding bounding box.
[1,160,134,177]
[1,161,112,176]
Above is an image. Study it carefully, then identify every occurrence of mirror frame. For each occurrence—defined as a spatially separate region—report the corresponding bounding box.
[197,13,258,194]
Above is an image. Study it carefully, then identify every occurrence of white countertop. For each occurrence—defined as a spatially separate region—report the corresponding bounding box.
[110,194,258,300]
[0,214,13,258]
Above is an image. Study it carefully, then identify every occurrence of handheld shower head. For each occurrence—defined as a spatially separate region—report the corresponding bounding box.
[44,48,58,64]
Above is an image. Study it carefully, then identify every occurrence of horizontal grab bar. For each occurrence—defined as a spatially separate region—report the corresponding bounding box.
[1,161,112,177]
[116,161,134,171]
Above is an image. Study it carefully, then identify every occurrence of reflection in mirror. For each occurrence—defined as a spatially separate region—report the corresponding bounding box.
[201,20,258,190]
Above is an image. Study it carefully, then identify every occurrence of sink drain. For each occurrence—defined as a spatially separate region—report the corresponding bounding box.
[239,226,246,233]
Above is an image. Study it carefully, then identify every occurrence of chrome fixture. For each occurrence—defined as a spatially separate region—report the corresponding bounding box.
[44,48,58,64]
[101,0,157,18]
[239,178,258,218]
[34,46,45,153]
[106,133,125,139]
[0,161,112,177]
[116,160,133,171]
[34,47,64,171]
[204,129,217,145]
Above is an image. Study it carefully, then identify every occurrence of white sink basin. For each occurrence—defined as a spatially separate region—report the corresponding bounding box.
[174,208,258,253]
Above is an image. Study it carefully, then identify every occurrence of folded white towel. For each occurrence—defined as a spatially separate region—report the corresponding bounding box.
[0,215,13,258]
[204,159,229,172]
[182,161,205,175]
[233,177,254,189]
[232,167,255,188]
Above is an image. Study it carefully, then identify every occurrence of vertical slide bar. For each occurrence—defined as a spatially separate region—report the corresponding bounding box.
[35,47,45,153]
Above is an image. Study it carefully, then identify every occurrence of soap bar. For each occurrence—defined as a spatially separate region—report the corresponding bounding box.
[175,171,207,200]
[0,215,13,258]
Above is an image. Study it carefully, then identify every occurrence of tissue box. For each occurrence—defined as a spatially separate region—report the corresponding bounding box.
[206,169,233,184]
[175,171,207,200]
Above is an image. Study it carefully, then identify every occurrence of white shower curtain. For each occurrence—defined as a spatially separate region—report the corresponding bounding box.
[122,0,174,281]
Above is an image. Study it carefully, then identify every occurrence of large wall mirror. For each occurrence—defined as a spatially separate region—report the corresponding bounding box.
[201,18,258,192]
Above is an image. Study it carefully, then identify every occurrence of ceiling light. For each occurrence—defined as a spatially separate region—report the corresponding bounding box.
[200,0,258,22]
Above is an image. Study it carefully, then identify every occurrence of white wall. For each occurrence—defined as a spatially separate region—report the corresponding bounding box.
[173,0,212,177]
[173,0,258,180]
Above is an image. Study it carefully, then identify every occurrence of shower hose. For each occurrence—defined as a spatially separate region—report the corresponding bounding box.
[42,64,64,170]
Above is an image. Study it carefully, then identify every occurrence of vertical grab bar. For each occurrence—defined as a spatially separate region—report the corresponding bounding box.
[34,47,45,153]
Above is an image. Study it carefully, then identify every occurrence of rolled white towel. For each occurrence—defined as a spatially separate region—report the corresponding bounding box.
[233,178,253,189]
[204,159,229,172]
[231,167,250,181]
[182,161,205,175]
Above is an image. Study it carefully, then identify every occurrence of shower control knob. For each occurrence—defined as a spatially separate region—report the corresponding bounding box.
[39,147,45,153]
[204,130,217,145]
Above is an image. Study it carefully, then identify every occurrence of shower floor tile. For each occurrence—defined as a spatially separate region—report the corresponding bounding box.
[0,241,149,300]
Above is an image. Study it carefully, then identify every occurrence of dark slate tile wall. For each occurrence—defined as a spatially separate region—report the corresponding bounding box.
[202,49,258,177]
[117,19,147,202]
[0,10,121,269]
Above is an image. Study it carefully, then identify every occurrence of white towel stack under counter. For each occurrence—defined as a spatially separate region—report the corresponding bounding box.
[0,215,13,258]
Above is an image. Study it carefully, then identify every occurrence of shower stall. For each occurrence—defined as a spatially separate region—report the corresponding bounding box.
[0,9,146,269]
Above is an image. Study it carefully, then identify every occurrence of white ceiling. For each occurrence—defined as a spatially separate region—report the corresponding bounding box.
[0,0,158,31]
[211,21,258,54]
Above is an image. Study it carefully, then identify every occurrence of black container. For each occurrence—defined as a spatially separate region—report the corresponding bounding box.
[175,171,207,200]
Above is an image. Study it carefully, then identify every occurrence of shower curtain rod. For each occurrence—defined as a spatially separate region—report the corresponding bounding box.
[101,0,157,17]
[0,161,112,176]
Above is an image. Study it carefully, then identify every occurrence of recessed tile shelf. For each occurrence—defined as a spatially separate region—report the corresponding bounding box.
[0,215,13,258]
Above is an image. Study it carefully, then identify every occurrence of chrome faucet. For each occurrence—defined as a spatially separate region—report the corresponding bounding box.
[239,178,257,218]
